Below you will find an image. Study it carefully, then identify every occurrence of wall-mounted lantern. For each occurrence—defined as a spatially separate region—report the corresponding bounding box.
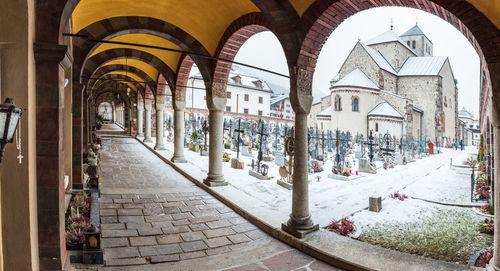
[0,98,23,163]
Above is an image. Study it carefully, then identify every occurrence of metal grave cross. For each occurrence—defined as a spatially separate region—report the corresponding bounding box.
[202,120,209,151]
[254,119,269,173]
[234,119,244,159]
[364,130,378,163]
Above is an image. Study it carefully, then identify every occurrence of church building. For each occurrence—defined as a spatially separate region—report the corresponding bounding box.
[311,25,458,145]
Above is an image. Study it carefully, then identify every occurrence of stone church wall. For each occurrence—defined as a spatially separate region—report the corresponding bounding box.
[398,76,440,141]
[339,43,384,89]
[369,42,415,71]
[439,60,458,141]
[368,117,403,138]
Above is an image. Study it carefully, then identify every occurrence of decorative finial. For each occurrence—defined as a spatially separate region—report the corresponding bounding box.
[390,18,394,30]
[416,17,418,25]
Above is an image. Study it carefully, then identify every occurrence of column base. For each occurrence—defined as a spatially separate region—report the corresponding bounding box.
[171,156,187,163]
[137,133,144,137]
[203,175,227,187]
[281,216,319,238]
[144,138,153,143]
[154,144,166,150]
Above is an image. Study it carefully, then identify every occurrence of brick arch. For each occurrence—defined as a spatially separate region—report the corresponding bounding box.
[92,84,133,107]
[299,0,500,75]
[91,73,145,98]
[173,55,195,102]
[94,89,131,108]
[72,16,212,86]
[91,64,156,94]
[156,74,172,96]
[82,48,176,95]
[212,13,274,91]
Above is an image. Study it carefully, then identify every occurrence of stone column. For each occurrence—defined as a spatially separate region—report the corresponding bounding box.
[144,99,153,142]
[125,107,131,135]
[172,100,187,162]
[489,63,500,271]
[155,96,166,150]
[203,82,227,186]
[137,104,144,137]
[281,67,319,238]
[72,81,84,186]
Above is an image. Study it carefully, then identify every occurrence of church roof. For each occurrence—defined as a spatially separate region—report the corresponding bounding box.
[401,25,432,44]
[398,56,447,76]
[359,43,397,74]
[317,106,332,117]
[331,68,380,90]
[191,65,273,93]
[458,107,475,120]
[368,102,404,119]
[365,30,416,54]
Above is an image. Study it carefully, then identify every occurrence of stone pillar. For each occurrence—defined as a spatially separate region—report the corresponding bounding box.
[155,96,166,150]
[489,63,500,271]
[34,42,70,270]
[72,81,84,185]
[203,82,227,186]
[125,107,131,135]
[172,100,187,162]
[137,104,144,137]
[144,99,153,142]
[281,67,319,238]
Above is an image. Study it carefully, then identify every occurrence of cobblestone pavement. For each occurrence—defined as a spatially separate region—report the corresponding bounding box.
[97,136,341,270]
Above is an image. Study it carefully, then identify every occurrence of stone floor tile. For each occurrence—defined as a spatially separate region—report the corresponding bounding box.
[143,207,164,216]
[188,216,218,224]
[101,203,122,209]
[114,198,133,203]
[244,230,267,240]
[206,219,232,229]
[137,227,163,236]
[180,231,205,242]
[102,237,129,248]
[180,251,206,260]
[102,194,122,199]
[172,219,191,226]
[133,198,155,203]
[218,212,240,219]
[189,223,210,232]
[185,200,204,206]
[227,233,251,244]
[121,194,138,199]
[204,237,231,248]
[101,223,125,230]
[129,236,157,246]
[145,214,173,223]
[105,257,146,266]
[262,250,314,271]
[172,212,192,220]
[223,264,267,271]
[117,209,143,216]
[151,221,173,228]
[138,246,158,257]
[139,194,157,199]
[100,209,117,216]
[119,215,145,223]
[123,203,145,209]
[155,244,182,255]
[206,246,231,256]
[228,217,247,225]
[232,223,257,233]
[179,206,199,213]
[104,247,139,259]
[126,222,152,229]
[156,234,182,245]
[162,225,190,234]
[150,254,180,263]
[102,229,138,238]
[310,260,341,271]
[203,227,236,238]
[101,216,118,224]
[162,202,186,208]
[180,241,208,252]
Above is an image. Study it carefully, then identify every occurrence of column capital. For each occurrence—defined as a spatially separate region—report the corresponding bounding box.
[173,100,186,111]
[206,82,227,111]
[289,66,313,114]
[34,43,71,67]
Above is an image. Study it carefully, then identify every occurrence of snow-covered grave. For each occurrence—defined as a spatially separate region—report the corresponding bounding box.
[140,135,478,230]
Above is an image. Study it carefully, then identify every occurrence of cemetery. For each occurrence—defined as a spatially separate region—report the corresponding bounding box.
[137,114,492,266]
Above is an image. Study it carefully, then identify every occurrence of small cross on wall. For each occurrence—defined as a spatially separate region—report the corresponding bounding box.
[17,153,23,164]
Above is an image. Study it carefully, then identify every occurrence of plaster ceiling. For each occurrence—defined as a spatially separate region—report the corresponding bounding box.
[100,59,159,84]
[106,71,146,88]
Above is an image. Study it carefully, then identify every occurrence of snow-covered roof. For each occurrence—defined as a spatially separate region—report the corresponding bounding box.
[398,57,447,76]
[365,30,416,54]
[359,43,397,74]
[191,65,272,93]
[331,68,380,90]
[458,107,475,120]
[330,73,340,82]
[317,106,332,117]
[400,25,432,44]
[270,95,288,106]
[367,102,404,119]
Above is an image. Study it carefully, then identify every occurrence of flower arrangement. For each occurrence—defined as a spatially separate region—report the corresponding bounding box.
[326,218,355,236]
[477,182,490,200]
[480,203,494,215]
[389,192,408,201]
[479,219,494,235]
[312,163,323,173]
[96,115,104,130]
[477,249,493,267]
[222,152,230,162]
[65,193,92,249]
[190,130,202,142]
[224,142,231,149]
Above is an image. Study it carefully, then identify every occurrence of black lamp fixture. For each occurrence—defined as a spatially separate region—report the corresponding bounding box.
[0,98,23,163]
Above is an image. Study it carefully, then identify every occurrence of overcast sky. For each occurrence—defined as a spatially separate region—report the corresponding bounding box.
[231,7,480,117]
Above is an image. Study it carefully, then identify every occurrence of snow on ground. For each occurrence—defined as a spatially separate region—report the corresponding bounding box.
[139,135,478,229]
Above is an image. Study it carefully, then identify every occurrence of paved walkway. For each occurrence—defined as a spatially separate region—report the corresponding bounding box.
[97,136,340,270]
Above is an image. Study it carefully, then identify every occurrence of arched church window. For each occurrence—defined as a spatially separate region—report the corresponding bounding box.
[352,97,359,112]
[334,95,342,111]
[412,40,416,49]
[407,41,410,47]
[375,123,379,132]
